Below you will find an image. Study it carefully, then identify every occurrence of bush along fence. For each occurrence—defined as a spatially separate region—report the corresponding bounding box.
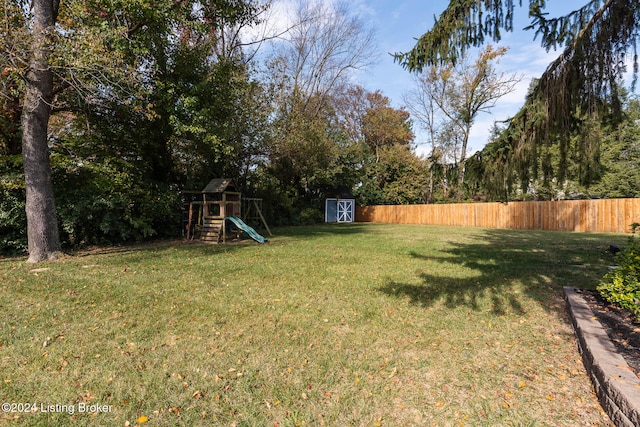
[355,198,640,234]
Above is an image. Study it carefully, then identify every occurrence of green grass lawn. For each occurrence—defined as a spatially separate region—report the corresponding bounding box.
[0,224,623,426]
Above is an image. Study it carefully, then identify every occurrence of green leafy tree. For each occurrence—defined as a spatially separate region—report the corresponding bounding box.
[0,155,26,254]
[261,0,377,222]
[405,45,519,198]
[470,92,640,201]
[362,91,414,163]
[357,144,428,206]
[2,0,182,261]
[590,97,640,198]
[1,0,270,257]
[264,90,367,223]
[354,92,427,205]
[0,72,21,156]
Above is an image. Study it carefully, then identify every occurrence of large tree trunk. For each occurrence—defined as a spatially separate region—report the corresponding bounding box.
[21,0,61,263]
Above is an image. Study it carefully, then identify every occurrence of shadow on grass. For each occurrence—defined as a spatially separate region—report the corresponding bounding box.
[65,223,372,263]
[0,224,373,265]
[379,229,622,317]
[68,237,256,263]
[273,223,373,238]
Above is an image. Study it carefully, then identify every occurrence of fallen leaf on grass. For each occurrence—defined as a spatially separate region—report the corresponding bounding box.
[137,415,149,423]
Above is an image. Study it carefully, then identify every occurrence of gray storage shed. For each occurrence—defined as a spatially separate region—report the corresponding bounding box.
[325,191,355,223]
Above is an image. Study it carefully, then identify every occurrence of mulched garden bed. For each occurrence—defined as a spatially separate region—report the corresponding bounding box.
[577,288,640,375]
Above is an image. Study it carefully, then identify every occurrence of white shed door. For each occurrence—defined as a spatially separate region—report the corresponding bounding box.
[336,200,354,223]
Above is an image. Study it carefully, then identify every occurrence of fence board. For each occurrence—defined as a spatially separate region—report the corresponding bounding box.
[355,198,640,234]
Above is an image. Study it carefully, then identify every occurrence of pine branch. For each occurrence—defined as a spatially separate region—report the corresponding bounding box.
[525,0,606,51]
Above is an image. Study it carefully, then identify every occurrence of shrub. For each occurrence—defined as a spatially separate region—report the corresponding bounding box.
[0,178,27,255]
[298,207,324,225]
[597,223,640,319]
[52,157,181,247]
[0,156,27,255]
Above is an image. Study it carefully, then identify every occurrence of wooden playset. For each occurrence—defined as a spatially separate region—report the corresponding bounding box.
[183,178,270,243]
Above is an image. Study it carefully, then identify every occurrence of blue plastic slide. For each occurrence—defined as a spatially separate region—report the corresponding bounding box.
[226,216,268,244]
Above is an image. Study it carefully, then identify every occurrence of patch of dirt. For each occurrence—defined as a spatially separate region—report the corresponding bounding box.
[577,288,640,375]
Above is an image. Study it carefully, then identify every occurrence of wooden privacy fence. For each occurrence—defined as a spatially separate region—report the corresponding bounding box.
[355,198,640,234]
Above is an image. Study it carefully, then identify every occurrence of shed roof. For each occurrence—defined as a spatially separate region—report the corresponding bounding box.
[202,178,239,194]
[329,188,355,199]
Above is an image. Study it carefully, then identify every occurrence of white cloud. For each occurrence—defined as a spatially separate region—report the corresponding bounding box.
[348,0,377,18]
[237,0,295,46]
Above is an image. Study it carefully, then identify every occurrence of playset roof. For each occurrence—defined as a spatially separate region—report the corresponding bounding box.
[202,178,239,194]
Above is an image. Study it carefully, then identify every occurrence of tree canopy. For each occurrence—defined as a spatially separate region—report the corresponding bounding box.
[1,0,271,259]
[395,0,640,196]
[3,0,416,256]
[3,0,640,259]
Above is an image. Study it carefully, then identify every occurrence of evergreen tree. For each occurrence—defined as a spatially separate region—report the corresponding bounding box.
[395,0,640,195]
